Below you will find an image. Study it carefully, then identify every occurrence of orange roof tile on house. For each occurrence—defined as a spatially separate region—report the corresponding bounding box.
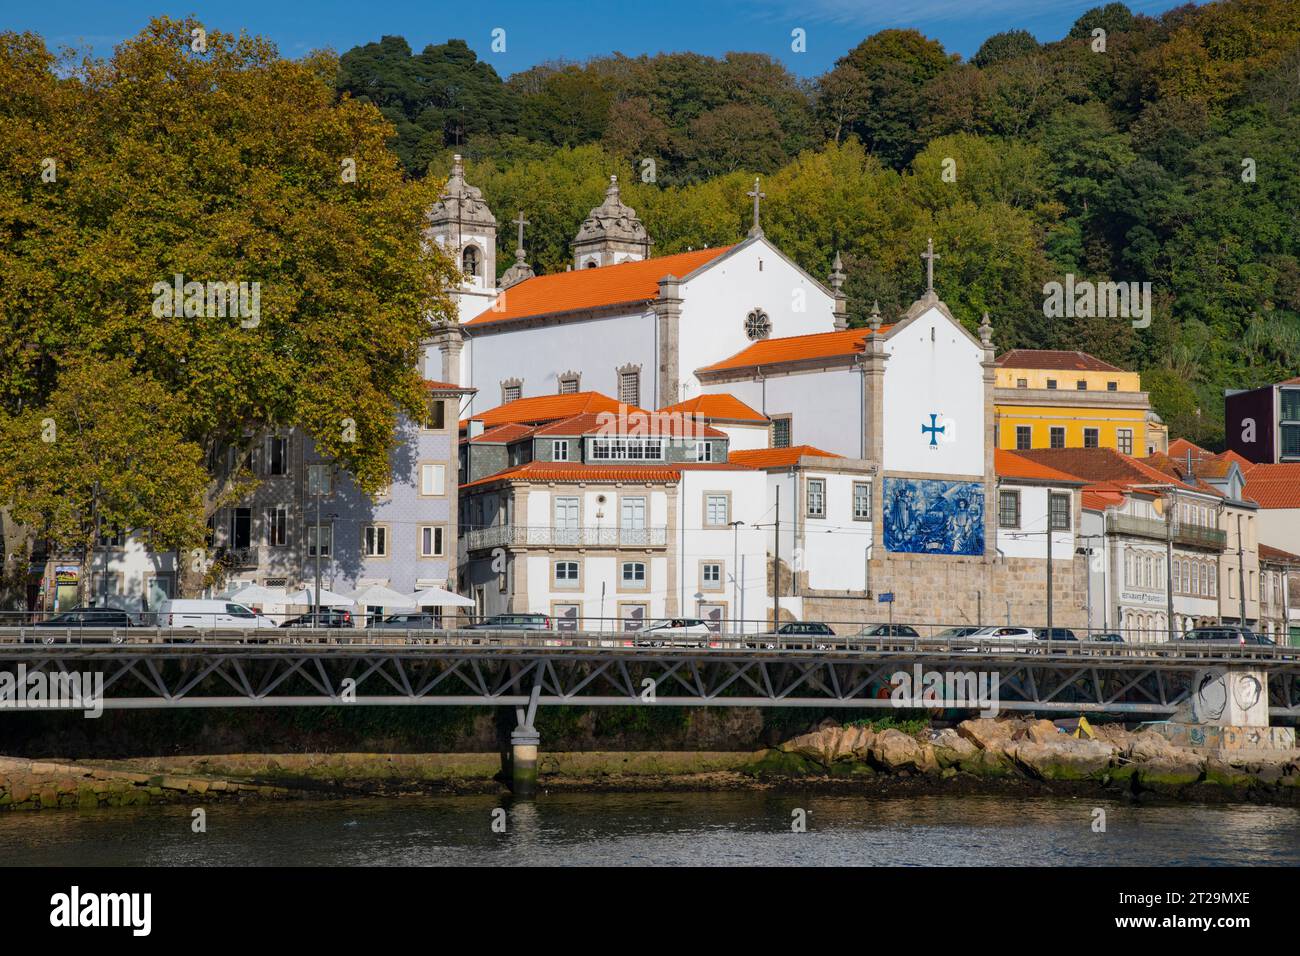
[727,445,843,469]
[994,349,1126,373]
[464,247,734,326]
[658,394,768,424]
[1260,543,1300,565]
[470,423,536,444]
[1239,463,1300,508]
[1216,449,1256,471]
[698,327,892,374]
[1081,484,1129,511]
[1011,447,1206,495]
[466,391,630,428]
[461,461,683,489]
[995,449,1084,484]
[424,379,475,392]
[1168,437,1210,459]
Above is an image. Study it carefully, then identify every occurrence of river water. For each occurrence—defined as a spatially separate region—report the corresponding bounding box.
[4,792,1299,866]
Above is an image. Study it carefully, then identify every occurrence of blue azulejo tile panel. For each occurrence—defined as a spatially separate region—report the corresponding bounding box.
[882,477,984,556]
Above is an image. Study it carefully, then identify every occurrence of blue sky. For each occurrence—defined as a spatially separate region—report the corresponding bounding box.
[14,0,1197,76]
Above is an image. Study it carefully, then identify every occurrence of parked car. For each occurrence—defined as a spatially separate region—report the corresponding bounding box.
[372,613,442,630]
[1090,632,1125,643]
[857,623,920,638]
[1179,625,1275,646]
[30,606,135,643]
[463,613,552,631]
[953,626,1039,650]
[934,626,983,639]
[159,599,280,629]
[279,608,355,629]
[635,619,716,647]
[753,621,836,649]
[1034,627,1078,641]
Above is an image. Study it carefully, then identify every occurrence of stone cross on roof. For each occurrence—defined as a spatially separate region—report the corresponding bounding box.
[747,178,765,237]
[921,238,940,296]
[512,210,529,260]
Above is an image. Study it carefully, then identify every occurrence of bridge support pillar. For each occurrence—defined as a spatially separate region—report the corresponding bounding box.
[1190,665,1268,727]
[509,677,543,797]
[510,725,540,797]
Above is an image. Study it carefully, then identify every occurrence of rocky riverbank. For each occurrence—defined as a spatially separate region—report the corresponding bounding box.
[3,718,1299,810]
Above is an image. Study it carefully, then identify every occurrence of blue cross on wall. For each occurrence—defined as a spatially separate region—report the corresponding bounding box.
[922,413,945,447]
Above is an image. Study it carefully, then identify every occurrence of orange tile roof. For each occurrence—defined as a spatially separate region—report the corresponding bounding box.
[698,327,892,374]
[1011,447,1206,495]
[424,379,474,392]
[994,349,1126,373]
[1081,485,1128,511]
[1260,543,1300,565]
[995,449,1083,483]
[1240,463,1300,508]
[470,423,536,443]
[465,247,734,326]
[659,394,768,424]
[462,462,681,489]
[727,445,843,469]
[1216,449,1256,471]
[1167,437,1210,459]
[467,391,630,428]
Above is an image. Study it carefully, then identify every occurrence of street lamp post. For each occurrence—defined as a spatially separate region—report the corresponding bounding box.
[729,520,744,635]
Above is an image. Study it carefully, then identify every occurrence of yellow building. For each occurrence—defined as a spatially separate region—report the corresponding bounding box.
[994,350,1164,456]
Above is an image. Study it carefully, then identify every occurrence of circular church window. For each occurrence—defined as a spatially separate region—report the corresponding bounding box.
[745,308,771,340]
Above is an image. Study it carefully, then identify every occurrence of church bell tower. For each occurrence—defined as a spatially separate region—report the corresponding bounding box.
[426,154,498,323]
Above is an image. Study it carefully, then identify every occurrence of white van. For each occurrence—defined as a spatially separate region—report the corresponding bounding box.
[158,599,280,629]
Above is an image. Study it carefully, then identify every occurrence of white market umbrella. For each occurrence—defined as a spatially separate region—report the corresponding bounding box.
[285,586,356,607]
[411,586,475,608]
[350,584,417,610]
[225,583,287,606]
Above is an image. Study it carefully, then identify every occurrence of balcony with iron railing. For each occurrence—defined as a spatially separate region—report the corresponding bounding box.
[214,546,261,569]
[1105,513,1226,549]
[465,525,668,551]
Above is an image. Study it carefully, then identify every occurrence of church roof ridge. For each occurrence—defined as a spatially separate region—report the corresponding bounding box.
[465,245,735,326]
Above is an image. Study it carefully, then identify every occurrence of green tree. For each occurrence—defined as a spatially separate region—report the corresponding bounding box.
[0,359,210,604]
[0,20,459,595]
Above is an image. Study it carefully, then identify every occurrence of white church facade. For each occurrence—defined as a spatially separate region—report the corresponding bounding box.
[428,158,1087,631]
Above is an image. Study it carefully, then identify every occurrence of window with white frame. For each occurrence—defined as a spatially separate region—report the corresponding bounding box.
[266,436,289,476]
[807,479,825,518]
[693,441,714,462]
[589,437,663,461]
[418,525,444,558]
[705,494,728,526]
[306,463,333,496]
[552,440,569,461]
[266,506,288,547]
[420,463,446,496]
[306,523,332,557]
[1049,492,1071,530]
[621,561,646,586]
[554,561,579,586]
[853,482,871,521]
[363,525,388,558]
[702,562,722,585]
